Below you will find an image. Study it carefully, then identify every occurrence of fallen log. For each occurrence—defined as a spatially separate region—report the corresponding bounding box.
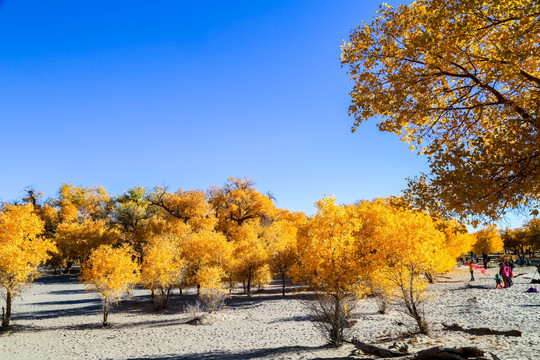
[351,339,491,360]
[351,337,408,358]
[414,346,485,360]
[443,323,522,337]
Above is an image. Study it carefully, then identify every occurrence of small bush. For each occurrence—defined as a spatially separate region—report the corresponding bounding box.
[199,288,227,313]
[184,301,203,315]
[306,292,358,347]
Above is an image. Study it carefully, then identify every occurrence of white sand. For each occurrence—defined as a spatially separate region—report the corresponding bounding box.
[1,265,539,359]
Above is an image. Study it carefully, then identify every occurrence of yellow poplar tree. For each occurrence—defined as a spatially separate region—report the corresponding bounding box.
[352,199,400,313]
[140,235,184,308]
[472,226,504,255]
[0,204,57,328]
[181,229,232,294]
[502,227,529,261]
[265,212,305,296]
[435,220,475,274]
[292,197,364,346]
[381,209,445,334]
[230,222,272,295]
[208,178,277,295]
[50,184,114,272]
[55,218,120,266]
[524,218,540,253]
[148,188,216,231]
[112,186,158,256]
[57,184,111,222]
[208,177,276,236]
[81,244,139,326]
[342,0,540,221]
[352,199,446,334]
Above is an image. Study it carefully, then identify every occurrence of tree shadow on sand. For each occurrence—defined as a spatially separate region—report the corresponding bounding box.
[449,284,493,291]
[48,289,86,295]
[31,298,101,306]
[15,303,102,321]
[33,273,80,285]
[126,345,329,360]
[268,314,312,323]
[4,317,191,334]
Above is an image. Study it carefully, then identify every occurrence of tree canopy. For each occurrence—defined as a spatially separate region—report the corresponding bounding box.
[0,204,56,327]
[342,0,540,222]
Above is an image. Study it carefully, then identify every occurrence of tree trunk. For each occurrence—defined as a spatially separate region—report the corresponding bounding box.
[64,261,73,274]
[247,274,252,296]
[416,314,429,334]
[282,272,286,296]
[1,291,12,328]
[102,300,109,326]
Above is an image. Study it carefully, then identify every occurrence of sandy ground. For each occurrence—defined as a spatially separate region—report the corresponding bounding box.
[1,265,539,360]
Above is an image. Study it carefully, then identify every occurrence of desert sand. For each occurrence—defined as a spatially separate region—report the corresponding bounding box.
[1,264,539,360]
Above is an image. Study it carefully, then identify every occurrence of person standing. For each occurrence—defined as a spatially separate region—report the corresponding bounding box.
[495,273,504,289]
[505,262,514,287]
[483,253,489,270]
[469,262,475,281]
[499,263,507,288]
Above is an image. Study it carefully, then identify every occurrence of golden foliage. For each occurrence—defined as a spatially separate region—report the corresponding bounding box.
[140,236,184,307]
[208,177,276,234]
[55,218,120,263]
[58,184,111,222]
[266,215,303,295]
[472,226,504,254]
[342,0,540,221]
[229,221,272,294]
[81,244,139,325]
[0,204,57,327]
[294,197,448,335]
[149,188,216,231]
[355,200,444,333]
[0,204,56,293]
[81,244,140,301]
[181,229,232,291]
[293,197,364,296]
[112,186,157,253]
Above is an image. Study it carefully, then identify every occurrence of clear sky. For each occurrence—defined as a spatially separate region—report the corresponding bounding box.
[0,1,527,227]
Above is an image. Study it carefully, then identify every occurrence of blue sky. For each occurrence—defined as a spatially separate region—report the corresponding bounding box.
[0,1,527,227]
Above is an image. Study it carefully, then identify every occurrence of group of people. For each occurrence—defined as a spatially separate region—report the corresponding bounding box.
[466,256,539,292]
[495,262,514,288]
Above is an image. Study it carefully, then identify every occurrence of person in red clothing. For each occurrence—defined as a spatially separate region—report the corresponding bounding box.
[501,262,513,288]
[499,263,507,287]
